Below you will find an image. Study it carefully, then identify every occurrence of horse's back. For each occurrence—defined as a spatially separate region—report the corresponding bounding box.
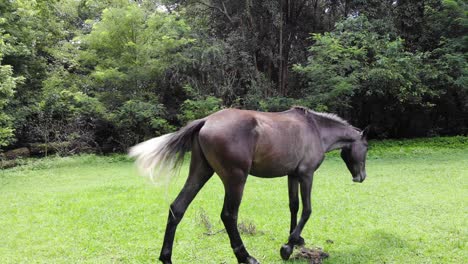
[198,108,316,178]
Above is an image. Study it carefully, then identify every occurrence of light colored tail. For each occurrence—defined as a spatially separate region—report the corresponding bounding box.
[128,119,206,184]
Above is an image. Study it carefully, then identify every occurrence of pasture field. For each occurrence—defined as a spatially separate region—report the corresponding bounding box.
[0,137,467,263]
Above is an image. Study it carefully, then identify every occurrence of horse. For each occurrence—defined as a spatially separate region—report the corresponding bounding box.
[129,106,369,264]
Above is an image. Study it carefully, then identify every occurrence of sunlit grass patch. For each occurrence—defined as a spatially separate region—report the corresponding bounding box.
[0,137,467,263]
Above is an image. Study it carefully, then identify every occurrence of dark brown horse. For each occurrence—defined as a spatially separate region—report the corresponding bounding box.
[129,106,369,264]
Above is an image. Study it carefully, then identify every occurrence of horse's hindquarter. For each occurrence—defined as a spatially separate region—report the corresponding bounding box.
[198,109,258,177]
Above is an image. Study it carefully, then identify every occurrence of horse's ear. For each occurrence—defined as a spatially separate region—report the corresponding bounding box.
[361,125,371,139]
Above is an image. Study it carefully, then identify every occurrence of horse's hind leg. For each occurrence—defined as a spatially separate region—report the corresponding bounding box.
[159,138,214,264]
[219,169,259,264]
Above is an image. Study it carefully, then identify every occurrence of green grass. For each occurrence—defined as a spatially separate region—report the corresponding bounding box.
[1,137,467,263]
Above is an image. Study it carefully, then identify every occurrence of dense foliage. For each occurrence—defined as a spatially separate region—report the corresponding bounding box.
[0,0,466,152]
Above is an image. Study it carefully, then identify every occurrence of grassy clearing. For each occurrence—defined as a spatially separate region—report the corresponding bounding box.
[0,137,467,263]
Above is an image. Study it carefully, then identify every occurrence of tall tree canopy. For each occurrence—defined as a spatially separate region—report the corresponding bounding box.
[0,0,466,152]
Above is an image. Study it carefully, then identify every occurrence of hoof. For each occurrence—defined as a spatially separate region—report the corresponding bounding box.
[245,256,260,264]
[280,244,293,260]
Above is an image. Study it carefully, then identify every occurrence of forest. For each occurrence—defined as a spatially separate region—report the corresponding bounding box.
[1,0,467,154]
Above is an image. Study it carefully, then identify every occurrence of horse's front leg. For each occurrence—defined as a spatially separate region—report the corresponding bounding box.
[281,173,314,260]
[287,175,305,246]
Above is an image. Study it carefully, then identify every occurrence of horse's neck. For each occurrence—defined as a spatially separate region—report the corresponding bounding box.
[317,123,359,152]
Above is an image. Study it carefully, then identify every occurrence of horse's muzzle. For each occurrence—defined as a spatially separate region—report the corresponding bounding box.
[353,173,366,183]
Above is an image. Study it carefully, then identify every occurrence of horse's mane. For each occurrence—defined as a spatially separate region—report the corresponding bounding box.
[291,106,351,127]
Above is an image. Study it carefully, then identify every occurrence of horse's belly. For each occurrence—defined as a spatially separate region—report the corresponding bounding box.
[249,168,289,178]
[249,157,296,178]
[249,139,303,177]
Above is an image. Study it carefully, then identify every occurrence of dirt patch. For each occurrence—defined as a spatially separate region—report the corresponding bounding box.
[292,246,329,264]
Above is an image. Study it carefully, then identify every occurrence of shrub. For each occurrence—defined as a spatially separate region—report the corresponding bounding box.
[110,99,174,149]
[178,96,222,124]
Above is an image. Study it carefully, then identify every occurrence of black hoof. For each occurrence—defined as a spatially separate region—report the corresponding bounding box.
[280,244,293,260]
[245,256,260,264]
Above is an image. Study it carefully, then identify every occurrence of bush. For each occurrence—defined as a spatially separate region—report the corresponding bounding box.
[110,100,174,149]
[29,88,107,155]
[40,90,105,119]
[178,96,222,124]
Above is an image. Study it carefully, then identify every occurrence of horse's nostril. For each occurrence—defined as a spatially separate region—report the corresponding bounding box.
[353,174,366,183]
[359,174,366,182]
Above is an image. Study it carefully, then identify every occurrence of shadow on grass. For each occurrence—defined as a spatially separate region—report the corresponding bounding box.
[323,230,409,263]
[278,230,409,263]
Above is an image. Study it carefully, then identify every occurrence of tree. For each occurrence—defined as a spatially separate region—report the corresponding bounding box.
[295,16,441,137]
[0,0,466,151]
[0,11,23,148]
[0,61,17,148]
[173,0,356,100]
[80,4,195,107]
[77,3,197,147]
[1,0,66,145]
[424,0,468,134]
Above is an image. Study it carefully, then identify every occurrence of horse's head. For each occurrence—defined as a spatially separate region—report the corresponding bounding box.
[340,126,369,183]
